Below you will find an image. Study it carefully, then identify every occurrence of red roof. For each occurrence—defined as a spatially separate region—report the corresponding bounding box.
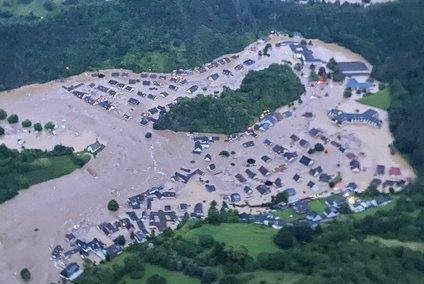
[389,167,401,176]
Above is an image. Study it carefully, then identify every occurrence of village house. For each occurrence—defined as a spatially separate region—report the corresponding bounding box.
[307,181,319,191]
[87,140,103,154]
[60,263,83,281]
[258,166,271,176]
[243,186,253,195]
[299,155,314,167]
[350,160,361,172]
[293,174,302,183]
[375,165,385,175]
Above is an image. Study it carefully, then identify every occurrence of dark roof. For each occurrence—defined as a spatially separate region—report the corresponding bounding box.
[337,61,368,73]
[256,185,270,195]
[242,141,255,148]
[194,203,203,214]
[299,155,313,167]
[60,263,80,278]
[272,144,286,154]
[104,244,123,259]
[319,173,332,183]
[245,169,257,179]
[258,166,270,176]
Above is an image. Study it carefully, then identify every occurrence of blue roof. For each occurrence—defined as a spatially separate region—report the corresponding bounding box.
[346,78,373,91]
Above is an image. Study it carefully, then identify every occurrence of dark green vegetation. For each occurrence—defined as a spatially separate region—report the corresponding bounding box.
[2,0,424,282]
[20,268,31,281]
[107,199,119,212]
[78,200,424,284]
[0,144,90,203]
[154,64,304,134]
[0,0,94,18]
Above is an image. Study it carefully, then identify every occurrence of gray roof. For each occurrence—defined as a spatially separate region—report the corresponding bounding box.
[328,108,382,128]
[336,61,368,73]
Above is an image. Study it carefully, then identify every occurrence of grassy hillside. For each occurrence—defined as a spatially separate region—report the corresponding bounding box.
[180,223,280,258]
[366,236,424,253]
[0,144,90,203]
[358,87,391,110]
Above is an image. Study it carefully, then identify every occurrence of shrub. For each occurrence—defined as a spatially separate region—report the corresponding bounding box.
[201,267,217,283]
[343,88,352,98]
[107,199,119,212]
[198,234,215,248]
[145,132,152,139]
[34,123,42,131]
[21,119,32,128]
[44,121,55,131]
[129,270,143,280]
[0,108,6,120]
[114,235,126,246]
[274,228,295,249]
[314,143,325,152]
[7,114,18,124]
[146,274,166,284]
[219,275,241,284]
[219,150,230,157]
[20,268,31,281]
[43,0,56,11]
[0,126,4,136]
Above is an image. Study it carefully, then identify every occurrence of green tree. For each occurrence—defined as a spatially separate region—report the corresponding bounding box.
[7,114,18,124]
[207,201,221,224]
[274,228,295,249]
[343,88,352,98]
[44,121,55,131]
[198,234,215,248]
[145,132,152,139]
[0,127,4,136]
[219,150,230,157]
[201,267,217,283]
[314,143,325,152]
[21,119,32,128]
[270,191,288,205]
[146,274,166,284]
[0,109,7,120]
[20,268,31,281]
[107,199,119,212]
[114,235,125,246]
[34,123,42,131]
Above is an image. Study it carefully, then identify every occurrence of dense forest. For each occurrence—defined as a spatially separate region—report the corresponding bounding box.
[0,144,89,203]
[2,0,424,282]
[153,64,304,134]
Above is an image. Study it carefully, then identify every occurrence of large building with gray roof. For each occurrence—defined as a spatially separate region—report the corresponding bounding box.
[328,108,382,128]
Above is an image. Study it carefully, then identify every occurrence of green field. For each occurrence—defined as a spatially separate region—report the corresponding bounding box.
[102,253,200,284]
[308,199,326,214]
[181,223,280,258]
[366,236,424,253]
[22,153,90,186]
[274,208,304,221]
[358,88,391,110]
